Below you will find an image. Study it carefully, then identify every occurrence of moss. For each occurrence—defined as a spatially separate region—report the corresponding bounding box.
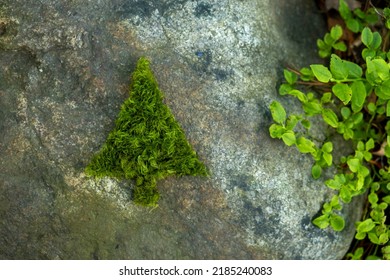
[86,57,208,207]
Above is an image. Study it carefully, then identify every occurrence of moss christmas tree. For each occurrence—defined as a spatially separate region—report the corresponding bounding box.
[86,57,208,206]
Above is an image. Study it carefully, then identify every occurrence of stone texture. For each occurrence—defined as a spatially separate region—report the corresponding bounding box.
[0,0,363,259]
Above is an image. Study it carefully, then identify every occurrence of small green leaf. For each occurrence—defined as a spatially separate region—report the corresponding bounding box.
[322,202,332,213]
[281,131,296,146]
[357,141,364,151]
[289,89,307,103]
[321,92,332,104]
[285,115,300,130]
[270,101,286,124]
[300,67,314,81]
[367,58,390,82]
[362,49,376,61]
[310,64,332,83]
[347,158,360,173]
[284,69,298,85]
[319,49,331,58]
[367,102,376,114]
[347,247,364,260]
[330,54,348,80]
[339,0,352,20]
[370,209,383,222]
[303,100,323,116]
[269,124,285,138]
[341,107,351,120]
[313,215,329,229]
[365,138,375,151]
[323,152,332,166]
[379,233,389,244]
[371,32,382,50]
[359,164,370,177]
[344,61,363,78]
[346,18,360,33]
[311,164,322,179]
[368,192,378,205]
[325,174,346,190]
[330,25,343,40]
[361,27,373,47]
[368,232,380,244]
[330,214,345,231]
[317,38,326,49]
[301,119,311,130]
[376,80,390,100]
[296,137,316,154]
[355,231,366,240]
[279,83,294,95]
[382,195,390,204]
[340,186,352,203]
[332,83,352,105]
[382,245,390,260]
[333,41,347,52]
[322,142,333,153]
[351,81,366,112]
[378,202,388,210]
[322,108,339,128]
[357,218,375,233]
[330,195,340,208]
[323,33,333,45]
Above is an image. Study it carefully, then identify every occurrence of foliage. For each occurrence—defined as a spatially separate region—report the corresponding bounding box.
[269,1,390,259]
[86,57,208,207]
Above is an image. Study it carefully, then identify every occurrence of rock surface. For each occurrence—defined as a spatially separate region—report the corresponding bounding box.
[0,0,363,259]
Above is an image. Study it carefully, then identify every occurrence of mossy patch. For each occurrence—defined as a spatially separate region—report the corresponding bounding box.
[85,57,208,207]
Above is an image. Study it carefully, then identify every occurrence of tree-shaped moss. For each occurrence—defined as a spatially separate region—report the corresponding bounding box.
[85,57,208,207]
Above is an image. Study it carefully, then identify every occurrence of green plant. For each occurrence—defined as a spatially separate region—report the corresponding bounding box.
[339,0,379,33]
[317,25,347,58]
[269,1,390,259]
[86,57,208,207]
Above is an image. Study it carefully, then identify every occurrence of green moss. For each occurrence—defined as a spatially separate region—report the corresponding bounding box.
[86,57,208,207]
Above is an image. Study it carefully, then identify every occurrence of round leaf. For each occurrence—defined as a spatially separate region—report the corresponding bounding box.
[322,142,333,153]
[330,54,348,80]
[347,158,360,173]
[330,25,343,40]
[310,64,332,83]
[357,218,375,233]
[281,131,296,146]
[344,61,363,78]
[313,215,329,229]
[368,192,378,205]
[340,186,352,203]
[332,83,352,105]
[333,41,347,51]
[330,215,345,231]
[296,137,316,154]
[355,231,366,240]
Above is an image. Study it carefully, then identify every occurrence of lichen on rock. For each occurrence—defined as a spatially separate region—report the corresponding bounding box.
[85,57,208,206]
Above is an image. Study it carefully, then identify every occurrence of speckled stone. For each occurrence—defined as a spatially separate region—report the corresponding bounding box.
[0,0,363,259]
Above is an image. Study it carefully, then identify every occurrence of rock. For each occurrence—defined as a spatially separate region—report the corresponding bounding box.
[0,0,363,259]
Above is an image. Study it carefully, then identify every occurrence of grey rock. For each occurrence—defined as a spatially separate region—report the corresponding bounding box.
[0,0,363,259]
